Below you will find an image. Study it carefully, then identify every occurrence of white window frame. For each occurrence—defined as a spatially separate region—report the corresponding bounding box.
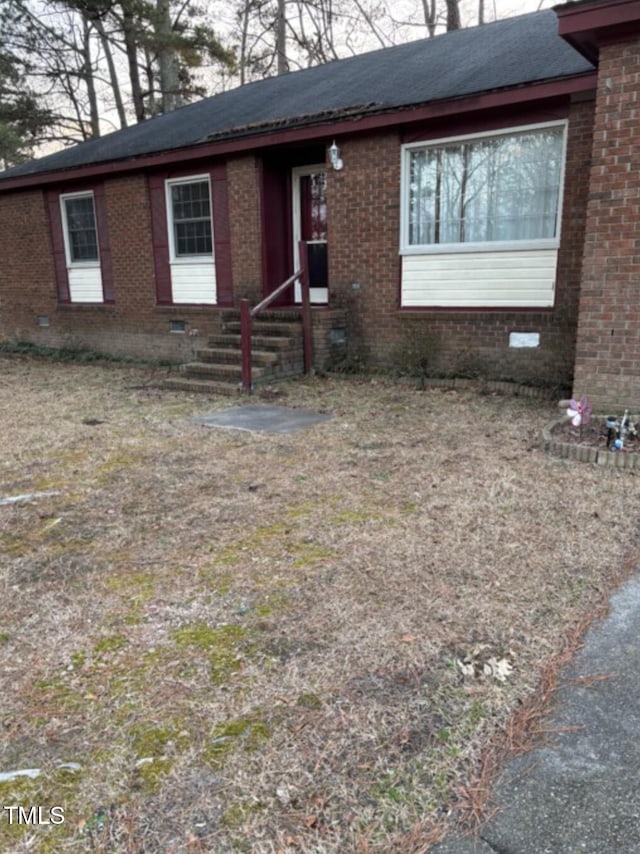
[60,190,100,268]
[165,174,214,265]
[400,120,568,256]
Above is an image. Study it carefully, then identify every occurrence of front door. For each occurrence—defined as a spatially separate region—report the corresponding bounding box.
[292,166,328,304]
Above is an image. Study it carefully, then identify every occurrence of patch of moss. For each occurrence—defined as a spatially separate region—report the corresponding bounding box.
[332,509,382,525]
[94,634,127,656]
[94,450,147,481]
[205,713,272,768]
[33,675,85,716]
[220,798,267,829]
[290,542,336,569]
[0,532,29,556]
[105,568,157,601]
[128,722,191,792]
[252,592,290,618]
[70,650,86,668]
[172,622,251,683]
[296,692,323,710]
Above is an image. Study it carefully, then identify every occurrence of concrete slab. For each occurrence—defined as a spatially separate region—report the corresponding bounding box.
[432,572,640,854]
[189,405,332,434]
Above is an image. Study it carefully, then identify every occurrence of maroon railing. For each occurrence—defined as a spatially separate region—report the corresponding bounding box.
[240,241,313,392]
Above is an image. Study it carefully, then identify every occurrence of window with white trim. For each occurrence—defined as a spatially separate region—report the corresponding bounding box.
[399,122,567,309]
[403,123,566,252]
[59,190,104,303]
[164,175,216,305]
[61,192,99,264]
[167,176,213,259]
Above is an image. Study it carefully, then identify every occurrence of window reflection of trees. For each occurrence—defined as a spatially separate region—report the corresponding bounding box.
[409,128,564,246]
[309,172,327,240]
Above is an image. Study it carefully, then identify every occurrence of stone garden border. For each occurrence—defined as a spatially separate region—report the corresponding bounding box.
[540,416,640,470]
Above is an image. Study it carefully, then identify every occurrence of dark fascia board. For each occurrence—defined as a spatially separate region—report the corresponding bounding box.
[0,72,597,194]
[555,0,640,61]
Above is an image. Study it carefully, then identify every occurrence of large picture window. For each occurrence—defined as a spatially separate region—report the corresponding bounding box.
[167,177,213,258]
[400,122,567,308]
[403,123,566,251]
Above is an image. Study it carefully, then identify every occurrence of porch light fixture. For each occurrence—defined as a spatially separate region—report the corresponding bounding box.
[329,140,343,171]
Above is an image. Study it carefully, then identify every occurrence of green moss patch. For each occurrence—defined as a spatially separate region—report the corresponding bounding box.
[172,622,252,683]
[205,712,272,768]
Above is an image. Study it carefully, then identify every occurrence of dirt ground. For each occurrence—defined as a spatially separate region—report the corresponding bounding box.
[1,356,638,853]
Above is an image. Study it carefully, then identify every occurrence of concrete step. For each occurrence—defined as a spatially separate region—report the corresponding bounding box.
[196,347,279,367]
[180,362,268,382]
[207,333,299,352]
[221,308,302,323]
[162,377,242,396]
[224,320,303,338]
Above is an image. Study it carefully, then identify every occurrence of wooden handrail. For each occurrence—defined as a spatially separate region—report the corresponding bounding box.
[240,241,313,392]
[251,271,301,317]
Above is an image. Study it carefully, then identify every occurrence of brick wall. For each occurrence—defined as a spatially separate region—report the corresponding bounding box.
[0,173,229,361]
[0,188,58,341]
[227,155,263,303]
[573,39,640,411]
[328,101,594,387]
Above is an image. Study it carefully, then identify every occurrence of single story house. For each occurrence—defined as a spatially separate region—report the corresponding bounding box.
[0,0,638,409]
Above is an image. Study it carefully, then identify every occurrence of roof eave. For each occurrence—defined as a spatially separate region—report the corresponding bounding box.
[0,72,597,194]
[555,0,640,61]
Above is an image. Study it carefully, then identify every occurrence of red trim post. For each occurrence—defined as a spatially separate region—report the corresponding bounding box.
[298,241,313,374]
[240,298,252,392]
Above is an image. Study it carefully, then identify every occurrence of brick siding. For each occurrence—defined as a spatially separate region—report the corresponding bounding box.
[227,155,263,303]
[328,101,594,386]
[572,39,640,411]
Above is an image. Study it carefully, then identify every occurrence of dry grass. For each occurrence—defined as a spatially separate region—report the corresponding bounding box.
[0,355,638,853]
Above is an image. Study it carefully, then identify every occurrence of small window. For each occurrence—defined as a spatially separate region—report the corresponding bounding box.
[61,193,99,263]
[168,177,213,258]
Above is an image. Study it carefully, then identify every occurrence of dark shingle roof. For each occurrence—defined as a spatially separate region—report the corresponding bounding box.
[0,9,593,181]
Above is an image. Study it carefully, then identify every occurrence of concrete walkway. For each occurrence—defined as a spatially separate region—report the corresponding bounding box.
[432,571,640,854]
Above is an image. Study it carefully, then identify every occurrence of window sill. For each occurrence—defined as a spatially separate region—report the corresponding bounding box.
[400,240,559,256]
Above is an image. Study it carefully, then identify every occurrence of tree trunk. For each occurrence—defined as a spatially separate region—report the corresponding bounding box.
[81,17,100,137]
[95,16,127,128]
[121,3,145,122]
[446,0,460,31]
[276,0,288,74]
[155,0,182,111]
[421,0,436,37]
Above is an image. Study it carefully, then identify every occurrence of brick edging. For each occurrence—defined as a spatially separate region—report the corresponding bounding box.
[416,376,560,400]
[540,418,640,470]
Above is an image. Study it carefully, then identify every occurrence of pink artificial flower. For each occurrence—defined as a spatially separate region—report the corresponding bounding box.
[566,396,592,428]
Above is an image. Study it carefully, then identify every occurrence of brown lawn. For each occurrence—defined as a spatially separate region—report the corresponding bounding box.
[0,355,637,853]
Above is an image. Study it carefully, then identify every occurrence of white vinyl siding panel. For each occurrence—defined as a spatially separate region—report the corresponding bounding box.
[170,262,217,304]
[68,266,103,303]
[401,249,557,308]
